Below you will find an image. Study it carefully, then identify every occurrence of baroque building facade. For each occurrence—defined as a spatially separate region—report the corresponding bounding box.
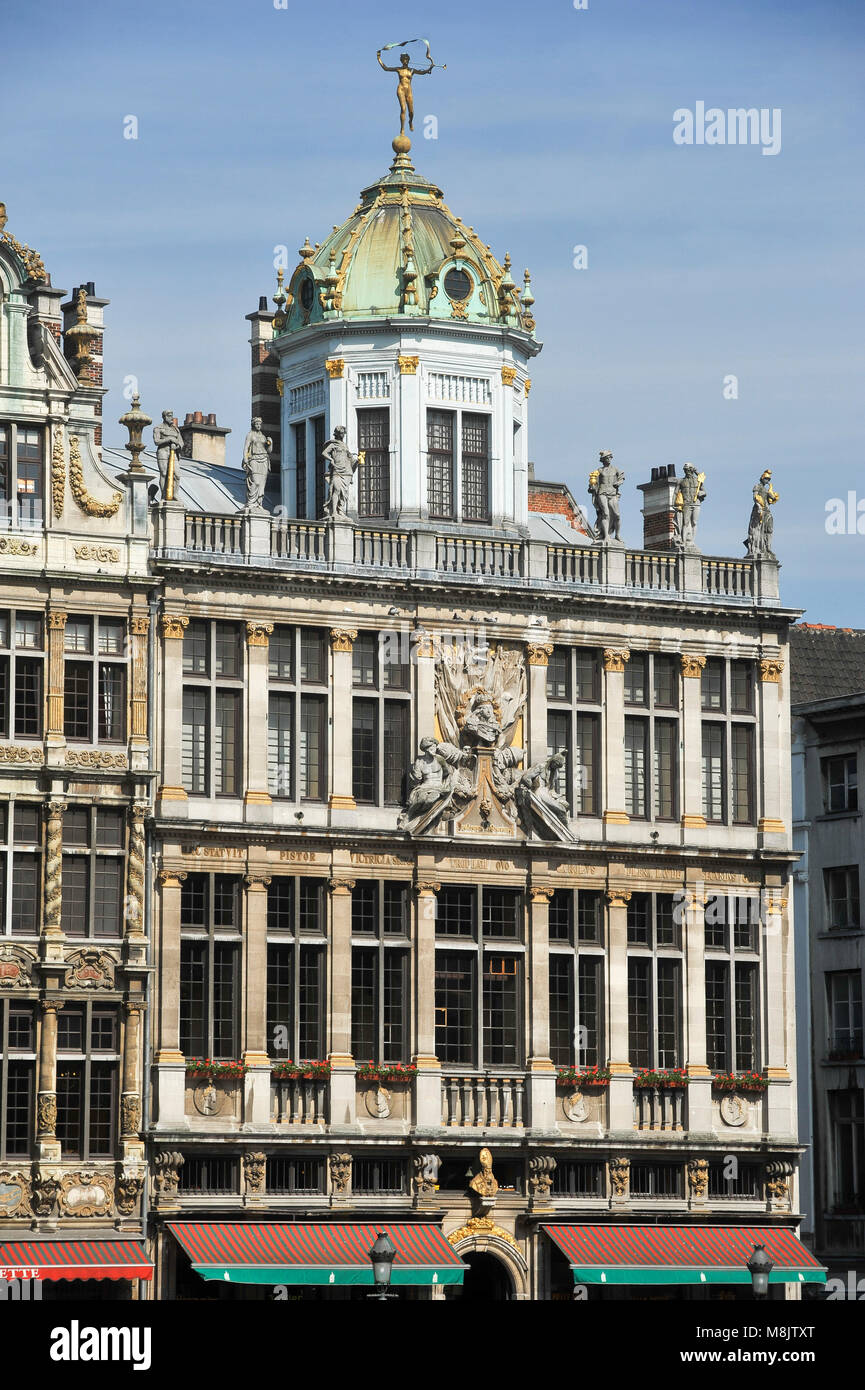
[0,207,152,1297]
[0,118,825,1298]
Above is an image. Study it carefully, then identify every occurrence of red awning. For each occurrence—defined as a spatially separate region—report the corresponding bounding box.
[0,1239,153,1282]
[169,1221,466,1285]
[543,1225,826,1285]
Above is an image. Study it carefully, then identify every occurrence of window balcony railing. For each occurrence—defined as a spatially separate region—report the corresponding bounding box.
[270,1074,329,1126]
[440,1071,527,1129]
[633,1086,687,1132]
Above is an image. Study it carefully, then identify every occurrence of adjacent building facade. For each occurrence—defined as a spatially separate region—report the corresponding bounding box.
[0,122,823,1299]
[792,624,865,1296]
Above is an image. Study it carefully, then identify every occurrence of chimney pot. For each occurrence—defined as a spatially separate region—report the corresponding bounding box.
[184,412,194,425]
[258,296,268,311]
[86,281,95,296]
[193,410,203,424]
[206,413,216,426]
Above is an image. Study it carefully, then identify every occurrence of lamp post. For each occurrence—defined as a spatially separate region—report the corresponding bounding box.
[368,1231,397,1301]
[746,1242,774,1299]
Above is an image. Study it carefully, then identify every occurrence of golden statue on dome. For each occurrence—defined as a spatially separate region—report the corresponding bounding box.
[376,38,444,147]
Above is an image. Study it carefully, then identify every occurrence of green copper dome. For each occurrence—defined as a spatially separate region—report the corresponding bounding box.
[276,149,535,337]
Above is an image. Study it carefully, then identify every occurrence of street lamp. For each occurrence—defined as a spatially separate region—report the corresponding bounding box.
[746,1243,774,1299]
[368,1231,397,1301]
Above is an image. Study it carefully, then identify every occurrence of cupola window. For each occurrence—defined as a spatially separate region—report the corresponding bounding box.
[443,267,472,303]
[299,277,315,311]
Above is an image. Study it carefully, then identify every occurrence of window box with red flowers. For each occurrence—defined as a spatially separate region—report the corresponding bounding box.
[270,1060,331,1081]
[185,1058,247,1080]
[556,1065,611,1089]
[356,1062,418,1083]
[711,1071,769,1094]
[633,1068,689,1089]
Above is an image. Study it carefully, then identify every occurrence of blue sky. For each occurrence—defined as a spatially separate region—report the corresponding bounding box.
[1,0,863,622]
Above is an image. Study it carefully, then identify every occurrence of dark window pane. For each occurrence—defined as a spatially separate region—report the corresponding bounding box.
[549,954,573,1064]
[435,950,475,1065]
[299,879,324,934]
[64,618,92,653]
[706,961,729,1072]
[98,663,125,741]
[627,958,651,1069]
[427,409,454,519]
[702,723,725,822]
[13,657,42,737]
[701,658,724,711]
[213,943,239,1056]
[461,412,490,522]
[11,853,40,934]
[383,951,408,1061]
[95,809,124,848]
[293,424,307,519]
[483,888,521,939]
[576,713,599,815]
[483,956,520,1066]
[214,622,241,677]
[213,875,238,929]
[731,660,754,714]
[352,882,377,935]
[56,1066,83,1157]
[383,882,409,936]
[653,655,678,708]
[731,724,755,824]
[267,877,293,932]
[298,945,323,1056]
[654,718,678,820]
[88,1063,115,1155]
[181,687,208,794]
[299,629,326,684]
[63,661,91,740]
[214,690,241,795]
[266,944,293,1055]
[351,947,377,1060]
[574,650,600,703]
[627,894,651,945]
[182,619,209,675]
[180,943,207,1057]
[357,408,390,518]
[5,1063,33,1154]
[624,653,647,706]
[578,956,602,1066]
[577,891,602,943]
[63,807,89,846]
[352,699,377,803]
[299,696,326,799]
[98,619,125,656]
[656,960,681,1068]
[268,692,293,798]
[269,625,294,681]
[624,717,648,818]
[549,889,573,943]
[546,648,569,701]
[382,703,408,805]
[436,886,474,937]
[351,633,378,688]
[735,963,758,1071]
[61,856,88,936]
[181,874,208,927]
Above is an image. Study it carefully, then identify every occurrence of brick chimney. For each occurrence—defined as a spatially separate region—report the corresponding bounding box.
[246,296,280,470]
[637,464,679,550]
[62,282,108,444]
[180,412,231,468]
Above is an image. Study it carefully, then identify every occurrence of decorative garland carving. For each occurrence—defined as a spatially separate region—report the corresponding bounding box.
[52,427,65,519]
[0,745,42,763]
[74,544,119,563]
[0,537,38,556]
[446,1216,519,1251]
[64,750,127,769]
[687,1157,709,1198]
[68,434,122,518]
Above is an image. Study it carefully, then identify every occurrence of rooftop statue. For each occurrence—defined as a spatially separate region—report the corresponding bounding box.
[745,468,779,560]
[588,449,625,543]
[152,410,183,501]
[242,417,271,511]
[376,40,439,137]
[321,426,362,519]
[673,462,706,552]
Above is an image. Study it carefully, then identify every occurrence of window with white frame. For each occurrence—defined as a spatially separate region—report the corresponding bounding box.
[623,653,680,821]
[181,620,244,796]
[267,625,329,801]
[704,892,761,1072]
[425,407,491,522]
[548,888,605,1067]
[627,893,683,1069]
[0,609,44,739]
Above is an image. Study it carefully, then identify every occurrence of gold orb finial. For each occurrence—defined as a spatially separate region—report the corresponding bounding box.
[392,134,412,155]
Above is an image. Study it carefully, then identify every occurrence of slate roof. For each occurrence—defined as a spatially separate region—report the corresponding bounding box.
[790,624,865,707]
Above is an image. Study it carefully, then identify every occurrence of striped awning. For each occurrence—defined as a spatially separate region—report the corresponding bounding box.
[169,1222,467,1286]
[0,1239,152,1282]
[543,1226,827,1285]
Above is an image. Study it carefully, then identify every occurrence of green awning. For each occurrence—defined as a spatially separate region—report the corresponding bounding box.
[169,1221,466,1286]
[543,1225,827,1285]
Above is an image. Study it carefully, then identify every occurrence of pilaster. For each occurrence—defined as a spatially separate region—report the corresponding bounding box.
[525,641,552,765]
[154,870,186,1124]
[413,879,442,1128]
[46,610,67,746]
[328,877,356,1127]
[527,886,556,1130]
[606,889,634,1129]
[244,622,274,819]
[681,654,707,831]
[242,873,273,1127]
[758,658,786,840]
[602,649,629,831]
[328,628,357,812]
[157,615,189,814]
[36,1000,62,1161]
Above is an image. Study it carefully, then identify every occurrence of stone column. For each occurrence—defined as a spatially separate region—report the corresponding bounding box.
[36,1000,62,1160]
[153,869,186,1125]
[46,610,67,746]
[764,894,795,1134]
[527,886,557,1131]
[525,642,552,765]
[157,615,189,815]
[42,798,65,959]
[125,800,147,960]
[121,1003,144,1155]
[681,654,707,831]
[129,613,150,757]
[413,880,441,1128]
[244,622,274,818]
[328,877,356,1128]
[684,889,713,1129]
[606,889,634,1129]
[602,649,630,832]
[414,630,436,738]
[243,873,272,1126]
[397,353,421,520]
[758,658,786,836]
[328,628,357,811]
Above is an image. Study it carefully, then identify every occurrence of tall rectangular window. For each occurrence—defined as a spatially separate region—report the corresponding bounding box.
[827,972,863,1058]
[435,950,475,1065]
[624,717,648,819]
[653,719,678,820]
[293,421,307,518]
[546,647,602,817]
[825,868,861,930]
[300,696,326,800]
[179,875,241,1058]
[461,412,490,522]
[351,633,410,808]
[427,409,454,519]
[182,688,209,794]
[0,1003,35,1158]
[182,621,244,796]
[313,415,326,519]
[352,699,377,803]
[268,692,294,799]
[823,755,858,814]
[215,690,241,795]
[357,408,390,518]
[702,723,725,822]
[483,956,520,1065]
[56,1005,118,1159]
[830,1089,864,1210]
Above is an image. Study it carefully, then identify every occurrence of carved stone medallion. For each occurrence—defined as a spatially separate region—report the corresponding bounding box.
[562,1090,589,1123]
[193,1080,228,1116]
[719,1093,749,1127]
[364,1086,391,1119]
[58,1172,114,1217]
[0,1172,29,1216]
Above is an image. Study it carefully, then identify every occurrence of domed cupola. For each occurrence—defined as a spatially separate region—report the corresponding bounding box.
[269,133,541,533]
[282,148,535,335]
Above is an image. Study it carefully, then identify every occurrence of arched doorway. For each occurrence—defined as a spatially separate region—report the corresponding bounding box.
[445,1250,517,1301]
